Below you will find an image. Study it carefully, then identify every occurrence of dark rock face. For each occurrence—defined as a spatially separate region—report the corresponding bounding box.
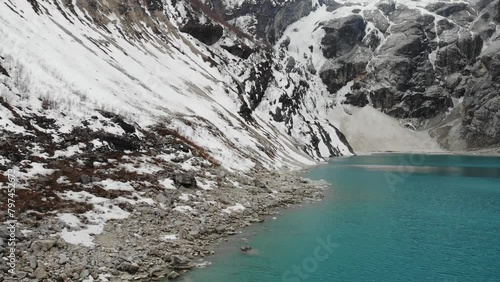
[321,15,367,58]
[320,47,370,93]
[271,80,309,126]
[98,111,136,133]
[0,64,9,77]
[455,0,500,148]
[459,40,500,148]
[319,3,472,122]
[179,0,499,151]
[372,1,499,148]
[344,91,369,107]
[285,56,296,72]
[100,133,141,151]
[364,10,390,33]
[145,0,163,12]
[388,87,454,119]
[168,0,355,158]
[462,82,500,148]
[425,2,468,17]
[180,20,223,46]
[318,16,369,93]
[245,57,273,110]
[436,32,483,74]
[220,44,254,59]
[209,0,314,43]
[480,43,500,81]
[245,0,313,43]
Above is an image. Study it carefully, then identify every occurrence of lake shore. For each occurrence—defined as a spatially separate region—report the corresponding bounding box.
[355,148,500,157]
[179,154,500,282]
[2,168,329,281]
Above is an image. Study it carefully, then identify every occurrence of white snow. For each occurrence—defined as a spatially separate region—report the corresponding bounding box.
[222,203,246,214]
[119,162,162,175]
[115,192,155,205]
[160,179,176,190]
[98,179,135,192]
[173,205,194,213]
[331,106,443,153]
[53,144,84,158]
[0,0,330,173]
[196,178,216,190]
[59,191,130,246]
[58,213,82,228]
[179,193,192,201]
[161,234,178,240]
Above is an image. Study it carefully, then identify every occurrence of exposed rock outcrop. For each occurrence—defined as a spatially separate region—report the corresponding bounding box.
[309,0,499,149]
[180,20,223,46]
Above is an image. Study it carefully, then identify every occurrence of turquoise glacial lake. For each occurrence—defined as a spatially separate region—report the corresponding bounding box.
[181,154,500,282]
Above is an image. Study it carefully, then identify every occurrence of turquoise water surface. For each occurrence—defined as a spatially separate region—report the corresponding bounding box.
[181,154,500,282]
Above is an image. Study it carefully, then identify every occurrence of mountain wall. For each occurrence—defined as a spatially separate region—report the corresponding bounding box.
[0,0,354,178]
[229,0,500,151]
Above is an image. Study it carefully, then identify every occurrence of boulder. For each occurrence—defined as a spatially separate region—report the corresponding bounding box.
[168,271,181,280]
[444,74,462,91]
[117,262,139,274]
[150,266,169,278]
[173,172,197,188]
[34,265,48,279]
[240,245,252,252]
[155,193,170,205]
[79,175,92,184]
[170,255,193,269]
[58,253,69,265]
[31,239,56,252]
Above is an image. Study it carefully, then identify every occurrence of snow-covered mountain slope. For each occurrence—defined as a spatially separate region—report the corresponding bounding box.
[0,2,357,276]
[0,0,353,175]
[1,0,498,280]
[263,0,500,151]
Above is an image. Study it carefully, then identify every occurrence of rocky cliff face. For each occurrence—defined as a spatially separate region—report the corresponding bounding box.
[222,0,499,151]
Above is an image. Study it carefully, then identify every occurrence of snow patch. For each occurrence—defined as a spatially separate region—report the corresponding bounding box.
[222,203,246,214]
[160,179,176,190]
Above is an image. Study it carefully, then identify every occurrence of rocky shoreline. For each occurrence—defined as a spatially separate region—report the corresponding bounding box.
[0,101,331,282]
[0,167,328,282]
